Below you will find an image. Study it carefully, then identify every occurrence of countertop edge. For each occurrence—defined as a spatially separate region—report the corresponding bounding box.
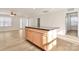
[25,26,59,31]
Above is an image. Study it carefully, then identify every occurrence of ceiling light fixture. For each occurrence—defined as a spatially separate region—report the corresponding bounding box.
[10,12,16,16]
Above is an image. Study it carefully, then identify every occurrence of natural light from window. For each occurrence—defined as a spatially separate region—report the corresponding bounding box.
[0,16,12,27]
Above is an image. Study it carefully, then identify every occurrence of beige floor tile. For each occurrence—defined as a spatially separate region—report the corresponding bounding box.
[0,30,79,51]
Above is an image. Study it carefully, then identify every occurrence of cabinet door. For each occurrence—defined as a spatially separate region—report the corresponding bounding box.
[32,31,43,48]
[26,30,33,42]
[25,28,48,50]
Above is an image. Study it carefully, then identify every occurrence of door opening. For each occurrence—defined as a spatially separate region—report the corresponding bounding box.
[66,12,78,37]
[37,18,40,27]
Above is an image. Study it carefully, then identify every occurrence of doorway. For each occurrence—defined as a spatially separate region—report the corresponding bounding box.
[37,18,40,27]
[66,12,78,37]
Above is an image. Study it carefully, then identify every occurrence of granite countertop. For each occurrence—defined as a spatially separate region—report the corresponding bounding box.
[25,26,59,31]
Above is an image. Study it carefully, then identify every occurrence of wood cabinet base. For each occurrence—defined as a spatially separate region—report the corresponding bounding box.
[25,27,57,51]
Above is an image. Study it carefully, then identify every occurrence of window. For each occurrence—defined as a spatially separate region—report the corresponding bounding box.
[20,17,29,28]
[71,16,78,26]
[0,16,12,27]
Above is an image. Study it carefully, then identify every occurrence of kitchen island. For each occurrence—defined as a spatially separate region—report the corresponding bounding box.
[25,26,59,50]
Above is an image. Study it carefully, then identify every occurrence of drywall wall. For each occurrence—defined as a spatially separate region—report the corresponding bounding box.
[11,16,20,30]
[33,9,79,37]
[33,10,66,35]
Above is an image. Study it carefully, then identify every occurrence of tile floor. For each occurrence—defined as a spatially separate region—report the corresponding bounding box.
[0,30,79,51]
[67,30,78,37]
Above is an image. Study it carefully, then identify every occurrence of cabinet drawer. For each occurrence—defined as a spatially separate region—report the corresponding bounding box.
[32,31,43,47]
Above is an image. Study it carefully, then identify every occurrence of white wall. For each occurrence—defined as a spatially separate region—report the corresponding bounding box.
[32,9,79,37]
[12,16,20,30]
[33,10,66,35]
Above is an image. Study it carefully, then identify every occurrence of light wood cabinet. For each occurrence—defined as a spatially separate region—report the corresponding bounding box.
[25,27,57,50]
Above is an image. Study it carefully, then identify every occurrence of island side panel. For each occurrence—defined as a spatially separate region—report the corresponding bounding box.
[25,27,57,50]
[25,27,48,49]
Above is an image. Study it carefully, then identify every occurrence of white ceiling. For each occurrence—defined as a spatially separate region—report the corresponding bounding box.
[0,8,65,17]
